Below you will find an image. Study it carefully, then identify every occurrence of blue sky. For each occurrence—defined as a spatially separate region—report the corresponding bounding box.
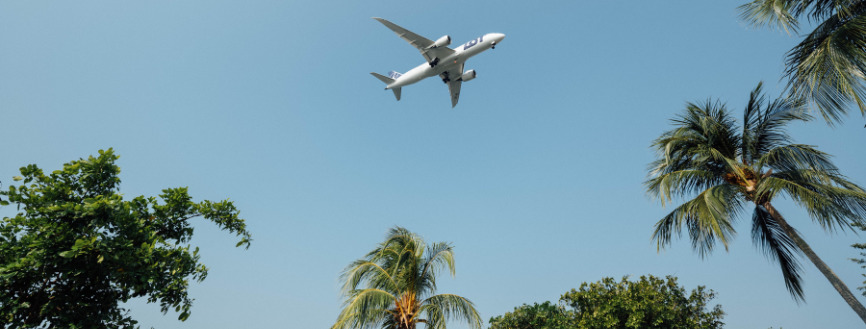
[2,1,865,328]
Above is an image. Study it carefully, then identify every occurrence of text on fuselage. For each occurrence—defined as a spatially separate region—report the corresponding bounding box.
[463,36,484,50]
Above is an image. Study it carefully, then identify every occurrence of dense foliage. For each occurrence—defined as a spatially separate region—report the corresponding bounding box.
[563,276,724,329]
[487,301,571,329]
[488,275,724,329]
[645,83,866,322]
[0,149,251,328]
[740,0,866,123]
[331,227,481,329]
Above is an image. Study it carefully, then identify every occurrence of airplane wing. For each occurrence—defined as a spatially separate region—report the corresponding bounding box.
[373,17,455,64]
[441,64,464,107]
[448,80,462,107]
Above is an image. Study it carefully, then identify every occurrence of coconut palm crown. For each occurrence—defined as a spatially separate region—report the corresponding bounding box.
[740,0,866,124]
[646,83,866,322]
[331,227,482,329]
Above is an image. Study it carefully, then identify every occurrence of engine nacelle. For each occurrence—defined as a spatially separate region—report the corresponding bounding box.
[460,69,476,82]
[432,35,451,48]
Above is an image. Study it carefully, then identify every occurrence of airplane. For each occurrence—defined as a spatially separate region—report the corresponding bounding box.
[370,17,505,107]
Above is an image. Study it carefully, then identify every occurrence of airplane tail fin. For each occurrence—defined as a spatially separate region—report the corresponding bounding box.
[370,72,401,101]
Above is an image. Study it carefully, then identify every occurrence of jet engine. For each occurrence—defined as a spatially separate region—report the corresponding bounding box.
[432,35,451,48]
[460,69,476,82]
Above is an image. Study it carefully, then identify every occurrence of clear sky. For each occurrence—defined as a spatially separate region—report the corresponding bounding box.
[2,1,865,328]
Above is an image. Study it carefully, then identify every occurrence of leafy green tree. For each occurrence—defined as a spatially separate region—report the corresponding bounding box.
[488,301,572,329]
[331,226,482,329]
[646,83,866,322]
[0,149,252,328]
[488,275,724,329]
[562,275,724,329]
[740,0,866,124]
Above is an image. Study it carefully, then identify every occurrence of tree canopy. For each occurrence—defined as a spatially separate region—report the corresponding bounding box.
[0,149,252,328]
[645,83,866,321]
[488,275,724,329]
[563,276,724,329]
[331,226,482,329]
[487,301,572,329]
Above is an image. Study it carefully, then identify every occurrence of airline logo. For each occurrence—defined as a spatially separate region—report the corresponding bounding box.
[463,36,483,50]
[388,71,403,79]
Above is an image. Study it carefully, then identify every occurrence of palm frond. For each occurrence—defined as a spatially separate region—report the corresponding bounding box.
[742,0,866,123]
[757,144,836,174]
[340,260,398,294]
[742,85,811,164]
[364,227,424,293]
[419,305,445,329]
[332,288,395,329]
[752,206,806,300]
[760,174,866,231]
[739,0,852,32]
[677,101,741,160]
[648,101,743,203]
[381,316,400,329]
[646,169,722,206]
[652,184,744,257]
[742,82,769,153]
[785,3,866,123]
[332,310,392,329]
[420,294,483,329]
[418,242,455,296]
[739,0,803,33]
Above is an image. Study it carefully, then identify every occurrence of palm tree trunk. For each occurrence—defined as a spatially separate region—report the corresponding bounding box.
[763,202,866,324]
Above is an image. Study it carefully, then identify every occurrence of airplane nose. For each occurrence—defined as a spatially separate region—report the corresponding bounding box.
[488,33,505,49]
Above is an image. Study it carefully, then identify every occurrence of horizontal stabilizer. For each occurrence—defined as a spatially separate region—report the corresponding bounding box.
[371,72,401,101]
[370,72,394,85]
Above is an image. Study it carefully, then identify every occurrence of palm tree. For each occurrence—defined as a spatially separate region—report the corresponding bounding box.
[740,0,866,124]
[646,83,866,323]
[331,227,483,329]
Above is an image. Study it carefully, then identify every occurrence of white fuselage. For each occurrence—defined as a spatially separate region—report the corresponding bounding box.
[386,33,505,89]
